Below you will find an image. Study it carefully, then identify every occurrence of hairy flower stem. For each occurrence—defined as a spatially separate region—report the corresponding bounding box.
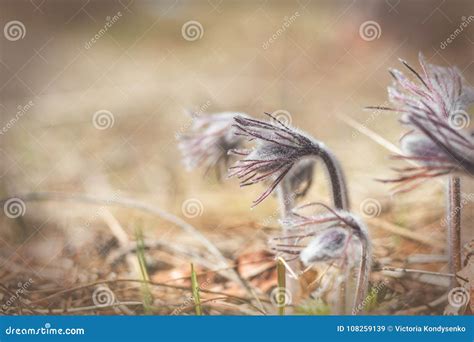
[279,148,351,313]
[277,180,298,306]
[319,149,350,210]
[447,176,461,287]
[319,148,350,314]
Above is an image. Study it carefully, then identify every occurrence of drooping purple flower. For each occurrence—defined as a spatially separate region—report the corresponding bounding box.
[228,114,346,208]
[372,53,474,191]
[271,203,368,264]
[178,112,248,177]
[299,227,349,265]
[270,203,371,313]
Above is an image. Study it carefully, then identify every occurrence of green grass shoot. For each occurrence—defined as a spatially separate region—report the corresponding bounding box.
[190,263,202,315]
[135,225,153,314]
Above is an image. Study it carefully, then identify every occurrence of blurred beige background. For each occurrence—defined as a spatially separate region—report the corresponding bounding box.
[0,0,472,314]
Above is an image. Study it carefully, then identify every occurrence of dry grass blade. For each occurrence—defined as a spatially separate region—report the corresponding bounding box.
[382,266,453,278]
[337,113,446,187]
[369,217,444,249]
[0,192,257,298]
[26,279,268,314]
[337,113,403,155]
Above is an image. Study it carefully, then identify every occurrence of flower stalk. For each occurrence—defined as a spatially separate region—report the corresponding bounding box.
[276,179,299,302]
[272,205,371,314]
[375,54,474,290]
[447,176,461,286]
[228,113,353,310]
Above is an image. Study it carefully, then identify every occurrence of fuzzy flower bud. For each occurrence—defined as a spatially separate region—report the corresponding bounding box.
[178,112,248,177]
[374,53,474,191]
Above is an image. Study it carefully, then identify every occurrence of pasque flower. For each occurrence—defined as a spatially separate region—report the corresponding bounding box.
[228,113,351,306]
[228,113,348,208]
[372,53,474,191]
[271,203,371,314]
[373,53,474,288]
[178,112,248,177]
[299,227,349,265]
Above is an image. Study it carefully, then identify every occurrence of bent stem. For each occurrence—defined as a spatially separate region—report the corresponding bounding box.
[319,148,351,314]
[278,147,350,313]
[318,148,350,210]
[447,176,461,287]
